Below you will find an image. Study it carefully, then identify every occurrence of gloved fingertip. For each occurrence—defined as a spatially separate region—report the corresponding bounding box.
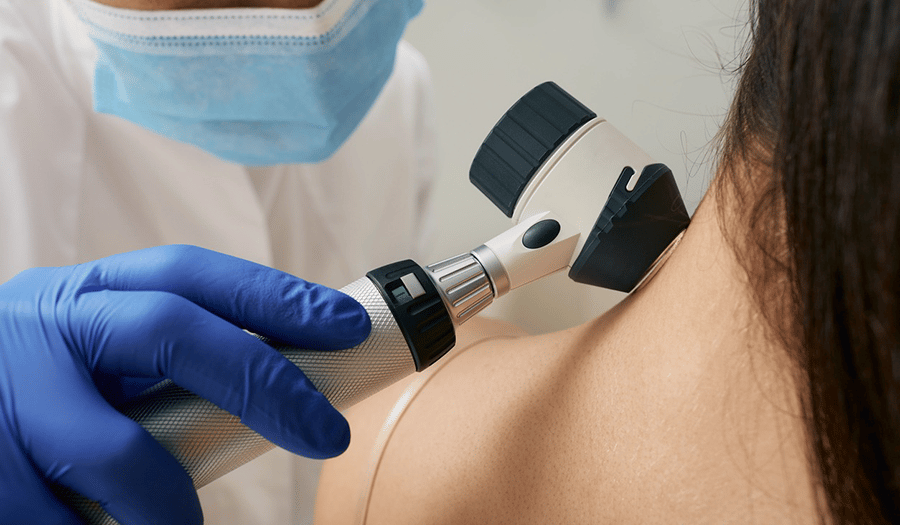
[318,289,372,349]
[317,411,352,459]
[340,300,372,348]
[290,394,351,459]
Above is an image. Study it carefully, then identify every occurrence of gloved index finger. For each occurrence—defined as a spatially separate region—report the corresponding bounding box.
[86,245,370,350]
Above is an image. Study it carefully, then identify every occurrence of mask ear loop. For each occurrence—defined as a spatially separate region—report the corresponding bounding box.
[630,228,686,294]
[352,331,516,525]
[354,373,430,524]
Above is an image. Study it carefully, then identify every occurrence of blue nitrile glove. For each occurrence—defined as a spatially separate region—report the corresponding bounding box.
[0,245,371,525]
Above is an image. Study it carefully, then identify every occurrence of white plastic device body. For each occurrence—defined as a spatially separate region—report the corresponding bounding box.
[477,118,656,295]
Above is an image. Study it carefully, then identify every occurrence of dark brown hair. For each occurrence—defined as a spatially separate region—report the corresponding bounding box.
[717,0,900,522]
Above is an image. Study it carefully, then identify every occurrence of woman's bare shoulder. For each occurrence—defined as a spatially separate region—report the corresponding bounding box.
[314,316,528,525]
[315,314,614,525]
[315,305,817,524]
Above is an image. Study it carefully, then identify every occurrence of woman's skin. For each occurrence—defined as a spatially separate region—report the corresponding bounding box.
[316,173,820,523]
[91,0,325,9]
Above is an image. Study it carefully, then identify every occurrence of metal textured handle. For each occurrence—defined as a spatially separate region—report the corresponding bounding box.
[65,276,417,525]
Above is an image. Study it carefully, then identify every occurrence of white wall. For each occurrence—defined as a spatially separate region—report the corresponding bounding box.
[404,0,748,334]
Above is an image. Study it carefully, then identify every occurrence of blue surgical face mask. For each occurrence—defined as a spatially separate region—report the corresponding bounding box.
[70,0,423,166]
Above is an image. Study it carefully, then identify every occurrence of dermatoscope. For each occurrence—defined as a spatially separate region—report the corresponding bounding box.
[63,82,691,524]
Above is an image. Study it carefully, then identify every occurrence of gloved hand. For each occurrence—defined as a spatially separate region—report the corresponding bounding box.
[0,245,371,525]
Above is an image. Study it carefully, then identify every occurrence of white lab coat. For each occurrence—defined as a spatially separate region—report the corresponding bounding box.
[0,1,437,523]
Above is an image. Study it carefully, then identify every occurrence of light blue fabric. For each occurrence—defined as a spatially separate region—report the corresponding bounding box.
[81,0,423,166]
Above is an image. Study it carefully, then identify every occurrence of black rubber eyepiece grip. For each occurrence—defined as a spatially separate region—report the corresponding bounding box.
[469,82,596,218]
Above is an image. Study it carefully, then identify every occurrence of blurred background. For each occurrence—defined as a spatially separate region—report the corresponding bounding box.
[404,0,749,334]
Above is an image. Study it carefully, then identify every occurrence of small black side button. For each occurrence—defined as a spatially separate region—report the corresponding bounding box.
[522,219,561,249]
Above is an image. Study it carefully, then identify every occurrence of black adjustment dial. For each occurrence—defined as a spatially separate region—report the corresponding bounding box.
[469,82,596,218]
[366,260,455,371]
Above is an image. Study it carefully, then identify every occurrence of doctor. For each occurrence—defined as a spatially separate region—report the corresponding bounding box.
[0,0,436,523]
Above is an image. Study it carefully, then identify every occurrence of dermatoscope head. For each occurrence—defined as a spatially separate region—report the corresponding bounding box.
[468,81,691,294]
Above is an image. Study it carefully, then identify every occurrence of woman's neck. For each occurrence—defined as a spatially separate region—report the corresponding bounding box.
[571,183,819,521]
